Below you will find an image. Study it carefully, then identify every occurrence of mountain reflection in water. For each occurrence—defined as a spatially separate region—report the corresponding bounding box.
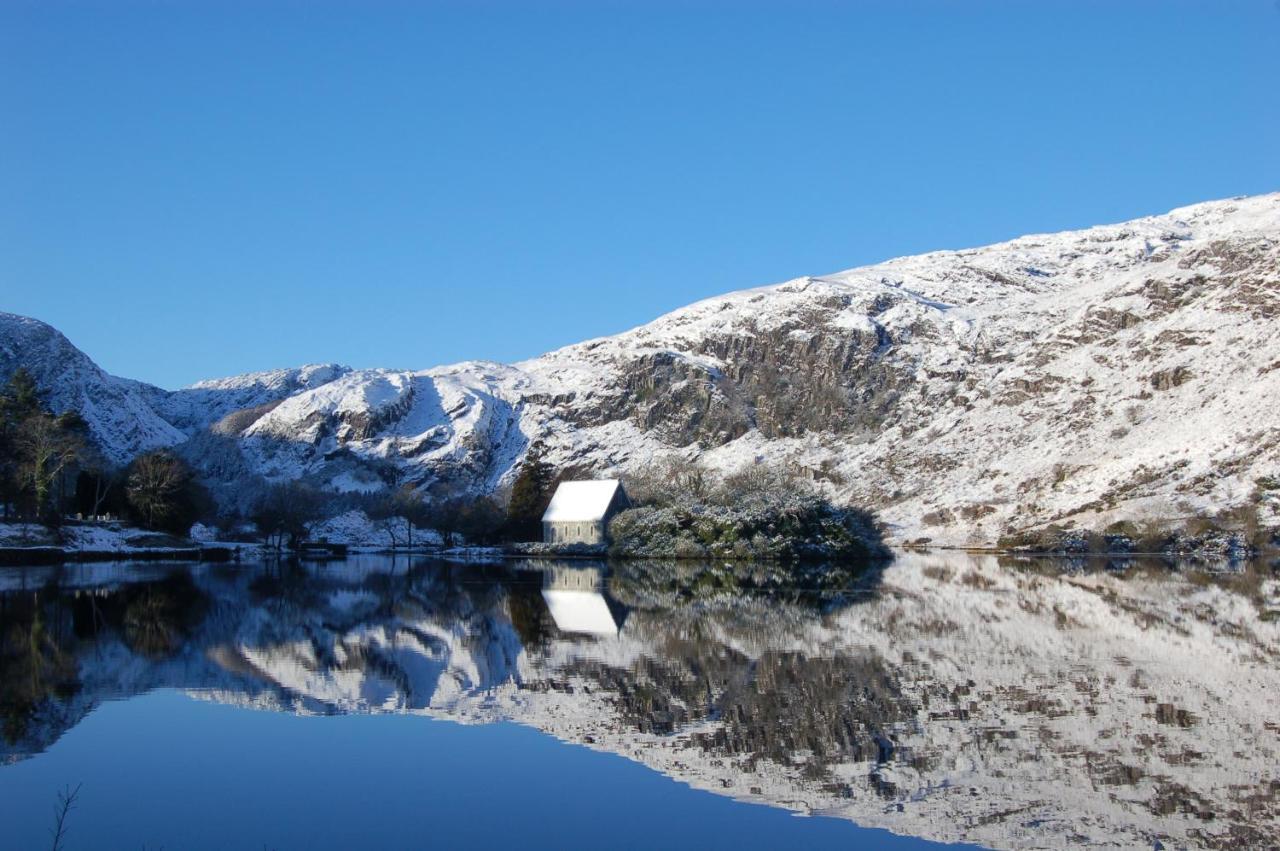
[1,552,1276,850]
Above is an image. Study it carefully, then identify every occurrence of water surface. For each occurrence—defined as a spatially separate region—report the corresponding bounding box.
[1,552,1275,849]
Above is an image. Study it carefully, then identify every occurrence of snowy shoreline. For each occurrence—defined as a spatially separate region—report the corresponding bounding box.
[1,508,1269,569]
[0,539,1269,568]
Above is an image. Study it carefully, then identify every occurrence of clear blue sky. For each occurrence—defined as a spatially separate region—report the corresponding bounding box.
[2,1,1277,389]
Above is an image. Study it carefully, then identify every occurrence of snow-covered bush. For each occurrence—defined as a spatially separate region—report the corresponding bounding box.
[607,465,887,562]
[507,540,605,557]
[188,522,219,543]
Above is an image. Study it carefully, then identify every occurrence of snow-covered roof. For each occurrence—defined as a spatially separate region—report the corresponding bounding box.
[541,480,622,523]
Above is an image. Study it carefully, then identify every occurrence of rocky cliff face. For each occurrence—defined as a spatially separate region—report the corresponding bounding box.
[4,192,1278,542]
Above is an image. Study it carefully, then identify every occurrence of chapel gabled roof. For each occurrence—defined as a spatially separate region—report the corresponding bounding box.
[541,479,622,523]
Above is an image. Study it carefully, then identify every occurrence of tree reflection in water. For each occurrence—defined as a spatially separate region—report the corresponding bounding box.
[0,552,1276,849]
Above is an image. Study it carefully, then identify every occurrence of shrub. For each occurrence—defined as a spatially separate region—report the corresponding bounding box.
[607,467,887,562]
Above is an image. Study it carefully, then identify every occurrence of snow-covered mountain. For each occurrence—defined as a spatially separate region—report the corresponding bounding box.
[0,313,186,465]
[4,192,1278,542]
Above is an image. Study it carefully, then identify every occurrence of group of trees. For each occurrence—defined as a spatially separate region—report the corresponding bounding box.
[277,457,565,551]
[0,370,585,550]
[244,480,509,551]
[352,457,564,549]
[366,485,431,548]
[249,481,324,551]
[0,369,88,522]
[366,486,507,548]
[0,369,210,533]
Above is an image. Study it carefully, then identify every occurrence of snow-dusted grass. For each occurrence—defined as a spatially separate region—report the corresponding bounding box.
[0,522,264,562]
[0,521,182,552]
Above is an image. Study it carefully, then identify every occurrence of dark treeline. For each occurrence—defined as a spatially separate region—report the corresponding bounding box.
[348,454,577,549]
[0,368,90,523]
[242,458,564,552]
[0,369,210,533]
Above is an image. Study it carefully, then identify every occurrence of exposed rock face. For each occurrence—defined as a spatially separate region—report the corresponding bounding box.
[3,192,1279,543]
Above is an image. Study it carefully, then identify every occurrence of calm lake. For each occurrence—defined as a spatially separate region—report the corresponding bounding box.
[1,552,1275,850]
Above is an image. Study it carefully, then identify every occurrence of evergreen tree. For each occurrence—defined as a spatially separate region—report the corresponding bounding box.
[503,458,557,542]
[0,370,42,518]
[456,496,505,545]
[0,369,83,521]
[4,368,40,416]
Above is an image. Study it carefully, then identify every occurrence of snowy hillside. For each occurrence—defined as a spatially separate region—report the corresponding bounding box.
[0,313,185,464]
[3,192,1278,542]
[153,363,351,433]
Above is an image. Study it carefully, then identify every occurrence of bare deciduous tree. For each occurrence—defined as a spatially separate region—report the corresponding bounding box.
[16,412,81,520]
[126,451,190,530]
[250,482,324,551]
[368,485,431,549]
